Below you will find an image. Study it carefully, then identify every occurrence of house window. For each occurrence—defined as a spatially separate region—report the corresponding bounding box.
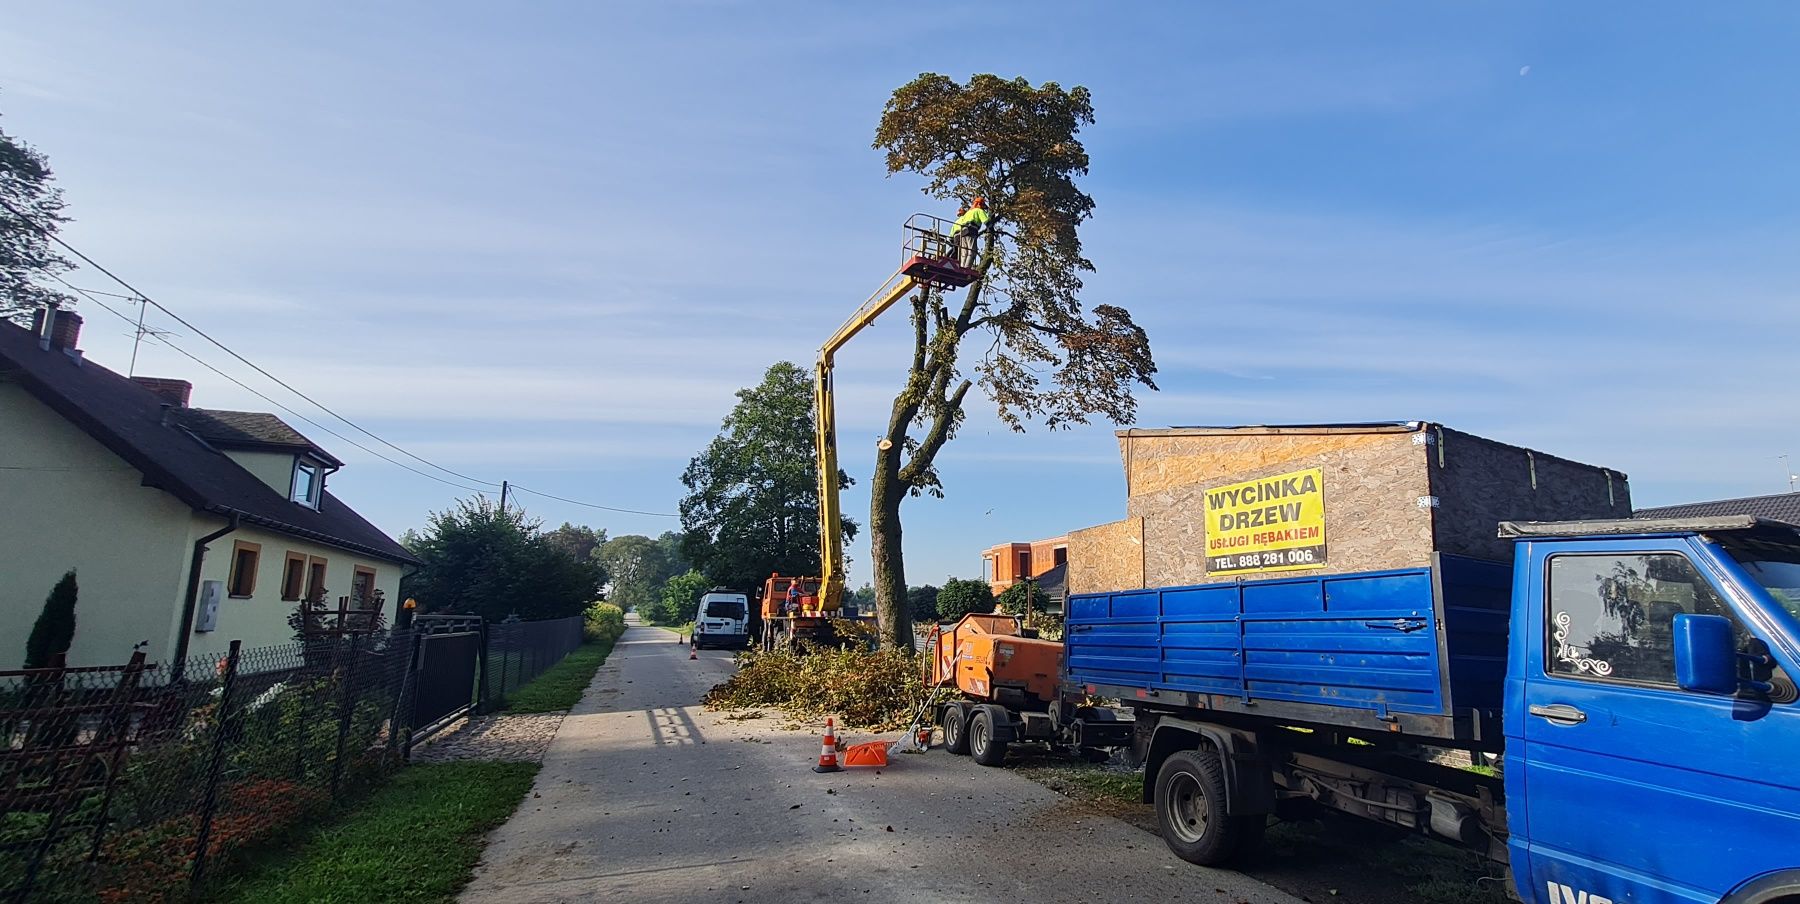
[351,566,378,610]
[982,555,994,582]
[1018,550,1032,579]
[1053,546,1068,567]
[305,556,329,604]
[292,460,323,509]
[228,540,262,598]
[281,551,307,601]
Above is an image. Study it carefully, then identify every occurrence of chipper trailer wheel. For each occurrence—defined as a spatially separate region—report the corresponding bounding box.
[1154,749,1265,865]
[969,704,1015,767]
[941,703,971,756]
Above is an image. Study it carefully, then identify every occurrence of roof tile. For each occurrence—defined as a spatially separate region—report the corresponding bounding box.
[1634,492,1800,524]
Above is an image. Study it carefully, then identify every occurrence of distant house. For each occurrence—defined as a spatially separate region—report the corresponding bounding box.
[981,535,1069,613]
[0,308,420,670]
[1635,491,1800,524]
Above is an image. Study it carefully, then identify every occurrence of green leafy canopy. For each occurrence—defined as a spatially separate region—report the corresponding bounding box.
[678,361,857,591]
[400,497,605,621]
[0,108,76,324]
[873,72,1158,438]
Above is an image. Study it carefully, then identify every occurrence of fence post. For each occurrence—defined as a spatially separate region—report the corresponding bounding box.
[329,633,362,799]
[190,640,242,892]
[385,629,415,764]
[399,630,425,761]
[86,650,150,862]
[475,620,492,714]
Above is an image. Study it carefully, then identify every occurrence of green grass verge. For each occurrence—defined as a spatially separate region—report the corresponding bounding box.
[1016,763,1143,805]
[648,622,693,637]
[208,761,538,904]
[501,639,614,714]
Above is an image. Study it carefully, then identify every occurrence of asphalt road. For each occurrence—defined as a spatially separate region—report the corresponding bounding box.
[460,623,1303,904]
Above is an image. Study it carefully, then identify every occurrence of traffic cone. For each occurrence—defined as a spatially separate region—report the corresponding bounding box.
[813,717,842,773]
[689,645,698,661]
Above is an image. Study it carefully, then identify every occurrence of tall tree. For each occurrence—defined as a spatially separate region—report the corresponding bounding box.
[906,584,941,624]
[0,109,74,324]
[935,578,996,622]
[402,497,605,621]
[865,74,1157,648]
[646,569,711,626]
[597,534,669,613]
[24,570,78,669]
[543,522,608,565]
[656,530,689,578]
[678,362,857,591]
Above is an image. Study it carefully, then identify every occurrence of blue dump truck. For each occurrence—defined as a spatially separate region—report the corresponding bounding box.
[1065,515,1800,904]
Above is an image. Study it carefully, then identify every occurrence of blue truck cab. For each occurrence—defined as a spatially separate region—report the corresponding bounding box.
[1065,515,1800,904]
[1502,516,1800,904]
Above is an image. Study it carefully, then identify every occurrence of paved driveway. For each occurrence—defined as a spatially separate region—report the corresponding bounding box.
[460,624,1302,903]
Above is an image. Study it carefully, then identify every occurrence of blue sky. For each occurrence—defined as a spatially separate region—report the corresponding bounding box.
[4,3,1799,588]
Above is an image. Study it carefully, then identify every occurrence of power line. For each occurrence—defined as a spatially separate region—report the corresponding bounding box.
[16,203,679,518]
[62,284,491,494]
[508,484,677,518]
[3,194,501,488]
[65,286,142,301]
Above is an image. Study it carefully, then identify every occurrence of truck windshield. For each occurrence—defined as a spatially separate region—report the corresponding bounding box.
[1722,536,1800,620]
[706,601,746,620]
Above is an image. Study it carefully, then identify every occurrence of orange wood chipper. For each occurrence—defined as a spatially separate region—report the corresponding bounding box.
[926,613,1135,766]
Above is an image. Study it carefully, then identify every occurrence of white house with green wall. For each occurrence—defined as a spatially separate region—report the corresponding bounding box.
[0,309,420,670]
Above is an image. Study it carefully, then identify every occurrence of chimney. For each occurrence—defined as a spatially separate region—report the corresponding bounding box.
[31,303,58,351]
[31,307,83,352]
[132,377,193,408]
[52,311,83,352]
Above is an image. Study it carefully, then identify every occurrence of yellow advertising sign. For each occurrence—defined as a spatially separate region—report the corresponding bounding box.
[1204,467,1328,575]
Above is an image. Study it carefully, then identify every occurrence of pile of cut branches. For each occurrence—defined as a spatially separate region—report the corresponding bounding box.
[703,647,926,730]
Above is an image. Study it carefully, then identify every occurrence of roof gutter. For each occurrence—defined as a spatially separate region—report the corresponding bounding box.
[201,503,419,566]
[172,511,240,681]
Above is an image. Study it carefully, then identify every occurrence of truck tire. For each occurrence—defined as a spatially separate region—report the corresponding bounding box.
[942,704,971,756]
[969,705,1014,767]
[1154,749,1264,865]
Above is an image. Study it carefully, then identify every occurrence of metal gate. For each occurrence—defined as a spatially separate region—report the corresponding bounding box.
[407,616,484,748]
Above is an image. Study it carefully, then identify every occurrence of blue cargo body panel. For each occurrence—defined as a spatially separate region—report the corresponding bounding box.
[1066,556,1511,720]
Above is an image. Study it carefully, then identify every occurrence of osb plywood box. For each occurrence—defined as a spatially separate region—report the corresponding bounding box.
[1066,422,1630,594]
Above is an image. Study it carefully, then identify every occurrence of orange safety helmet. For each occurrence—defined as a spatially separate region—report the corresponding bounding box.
[971,197,987,208]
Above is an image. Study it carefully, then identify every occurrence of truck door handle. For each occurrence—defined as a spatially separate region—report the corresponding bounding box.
[1528,703,1587,725]
[1362,617,1428,633]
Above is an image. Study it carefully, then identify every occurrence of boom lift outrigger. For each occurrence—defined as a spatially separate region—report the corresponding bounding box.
[759,214,980,649]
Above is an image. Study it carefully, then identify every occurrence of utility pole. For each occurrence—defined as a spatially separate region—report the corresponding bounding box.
[499,480,509,513]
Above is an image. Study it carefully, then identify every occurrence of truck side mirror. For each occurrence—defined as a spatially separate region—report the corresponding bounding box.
[1674,613,1737,695]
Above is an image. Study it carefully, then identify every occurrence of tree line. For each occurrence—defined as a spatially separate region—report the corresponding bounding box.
[398,498,709,627]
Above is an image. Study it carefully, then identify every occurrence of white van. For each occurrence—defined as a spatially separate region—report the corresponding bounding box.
[692,588,750,649]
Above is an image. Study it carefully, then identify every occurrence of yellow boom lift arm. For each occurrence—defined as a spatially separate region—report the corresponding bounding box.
[811,214,980,613]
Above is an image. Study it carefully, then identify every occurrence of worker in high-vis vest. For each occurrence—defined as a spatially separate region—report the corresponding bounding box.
[950,197,990,268]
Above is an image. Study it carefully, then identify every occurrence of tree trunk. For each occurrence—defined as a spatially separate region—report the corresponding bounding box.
[870,445,913,651]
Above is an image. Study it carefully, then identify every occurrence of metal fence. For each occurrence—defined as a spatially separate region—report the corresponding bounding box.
[482,616,585,709]
[0,613,586,903]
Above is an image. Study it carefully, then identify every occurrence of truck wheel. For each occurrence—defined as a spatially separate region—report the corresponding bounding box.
[1155,749,1262,865]
[969,705,1013,767]
[942,704,971,755]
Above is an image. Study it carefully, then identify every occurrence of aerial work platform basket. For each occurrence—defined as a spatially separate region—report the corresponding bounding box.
[899,213,980,290]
